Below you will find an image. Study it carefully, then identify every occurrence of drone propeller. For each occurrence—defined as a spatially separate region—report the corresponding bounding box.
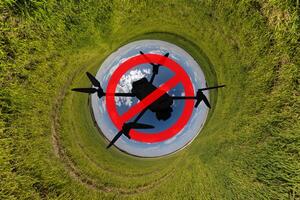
[195,85,225,108]
[72,72,104,98]
[154,52,169,74]
[106,122,154,148]
[140,51,155,66]
[71,88,98,93]
[195,90,211,108]
[140,51,169,74]
[86,72,101,88]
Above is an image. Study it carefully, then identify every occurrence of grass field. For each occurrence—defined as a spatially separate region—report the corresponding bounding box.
[1,0,299,199]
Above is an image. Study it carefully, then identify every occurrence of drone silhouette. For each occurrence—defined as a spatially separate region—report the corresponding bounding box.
[72,51,225,148]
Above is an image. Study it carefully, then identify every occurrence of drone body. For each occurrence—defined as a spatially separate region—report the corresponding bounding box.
[132,77,173,121]
[72,51,225,148]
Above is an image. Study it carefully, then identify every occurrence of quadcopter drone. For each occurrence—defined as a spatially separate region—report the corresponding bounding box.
[72,51,225,148]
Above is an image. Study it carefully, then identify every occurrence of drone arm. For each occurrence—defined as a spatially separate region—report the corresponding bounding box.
[106,93,135,97]
[172,93,210,108]
[149,73,156,84]
[133,108,148,123]
[172,84,225,103]
[172,96,196,100]
[149,53,169,84]
[140,51,169,84]
[140,51,158,84]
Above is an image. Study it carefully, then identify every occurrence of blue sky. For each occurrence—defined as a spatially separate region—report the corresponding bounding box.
[91,40,209,157]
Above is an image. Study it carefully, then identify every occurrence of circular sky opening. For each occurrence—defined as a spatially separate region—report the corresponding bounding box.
[91,40,209,157]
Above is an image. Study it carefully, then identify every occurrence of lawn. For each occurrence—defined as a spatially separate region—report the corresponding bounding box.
[1,0,299,199]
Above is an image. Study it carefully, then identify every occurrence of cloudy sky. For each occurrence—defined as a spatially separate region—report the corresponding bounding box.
[91,40,209,157]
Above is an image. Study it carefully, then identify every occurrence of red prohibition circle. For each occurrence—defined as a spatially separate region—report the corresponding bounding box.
[106,54,194,143]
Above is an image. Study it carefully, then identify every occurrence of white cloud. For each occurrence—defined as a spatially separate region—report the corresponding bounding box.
[115,68,151,107]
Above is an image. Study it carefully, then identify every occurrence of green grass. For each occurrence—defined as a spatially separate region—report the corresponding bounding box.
[1,0,299,199]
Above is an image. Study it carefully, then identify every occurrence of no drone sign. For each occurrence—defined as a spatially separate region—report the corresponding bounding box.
[106,54,195,143]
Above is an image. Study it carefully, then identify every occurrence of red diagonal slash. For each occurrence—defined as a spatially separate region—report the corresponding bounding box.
[119,75,181,123]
